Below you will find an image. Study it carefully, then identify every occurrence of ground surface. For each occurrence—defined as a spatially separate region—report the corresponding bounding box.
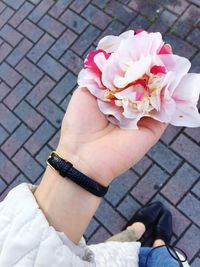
[0,0,200,264]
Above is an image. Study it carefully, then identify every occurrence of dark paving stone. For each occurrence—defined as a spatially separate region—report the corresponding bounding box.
[159,0,189,15]
[148,141,182,173]
[0,103,20,133]
[0,125,8,145]
[173,5,200,37]
[60,50,83,75]
[70,0,90,13]
[164,33,197,59]
[129,0,163,19]
[49,72,76,104]
[187,28,200,48]
[171,134,200,170]
[131,165,169,205]
[106,0,136,25]
[37,98,64,128]
[0,2,6,13]
[38,54,66,81]
[60,9,88,34]
[176,224,200,261]
[84,218,99,240]
[82,4,111,30]
[191,52,200,73]
[38,14,65,38]
[88,226,111,245]
[12,148,43,182]
[3,0,25,10]
[18,19,44,42]
[49,0,73,18]
[6,38,33,67]
[1,124,32,157]
[184,127,200,143]
[0,151,19,183]
[129,15,151,31]
[161,163,199,205]
[72,25,100,56]
[60,94,72,111]
[178,193,200,227]
[9,2,34,27]
[0,62,22,87]
[0,42,12,63]
[132,156,152,176]
[117,195,141,220]
[36,145,51,167]
[0,177,7,195]
[26,75,55,107]
[14,100,44,130]
[192,180,200,197]
[48,130,60,149]
[105,169,139,206]
[28,0,54,23]
[4,79,32,109]
[191,257,200,267]
[49,29,77,59]
[0,82,10,101]
[0,7,14,29]
[161,125,182,145]
[27,33,54,63]
[16,58,43,84]
[95,199,126,234]
[24,121,55,155]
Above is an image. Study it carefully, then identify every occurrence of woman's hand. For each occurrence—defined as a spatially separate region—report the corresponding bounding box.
[57,87,167,186]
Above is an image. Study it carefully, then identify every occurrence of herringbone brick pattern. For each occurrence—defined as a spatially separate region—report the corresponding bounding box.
[0,0,199,265]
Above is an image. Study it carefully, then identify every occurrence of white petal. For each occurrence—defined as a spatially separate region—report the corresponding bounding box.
[97,99,123,121]
[114,87,136,101]
[150,99,176,123]
[171,102,200,127]
[94,52,108,72]
[173,73,200,103]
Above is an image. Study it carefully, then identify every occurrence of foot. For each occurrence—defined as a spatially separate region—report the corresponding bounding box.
[154,209,173,245]
[153,238,166,247]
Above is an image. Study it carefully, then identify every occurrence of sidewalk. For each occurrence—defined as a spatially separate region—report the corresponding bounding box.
[0,0,199,265]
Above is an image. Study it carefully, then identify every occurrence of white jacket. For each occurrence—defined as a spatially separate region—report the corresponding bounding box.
[0,183,190,267]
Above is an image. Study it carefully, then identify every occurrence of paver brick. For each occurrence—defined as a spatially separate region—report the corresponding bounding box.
[38,54,66,81]
[60,94,72,111]
[27,33,54,63]
[0,62,22,87]
[16,58,43,84]
[82,4,111,30]
[95,200,126,234]
[161,125,182,145]
[191,258,200,267]
[49,72,76,103]
[0,7,14,29]
[49,29,77,59]
[0,24,23,46]
[131,165,169,204]
[0,2,6,13]
[60,9,88,34]
[14,100,44,130]
[184,127,200,143]
[105,170,139,206]
[28,0,54,23]
[161,163,199,205]
[3,0,25,10]
[9,2,34,27]
[24,120,55,155]
[88,226,111,245]
[0,125,9,145]
[160,0,189,15]
[106,0,136,25]
[84,218,99,240]
[176,225,200,261]
[129,0,163,19]
[0,178,7,195]
[37,98,64,128]
[0,42,12,63]
[173,5,200,37]
[12,148,43,182]
[187,28,200,48]
[191,52,200,73]
[70,0,90,13]
[49,0,73,18]
[6,38,33,66]
[39,14,65,38]
[26,75,55,107]
[0,103,20,133]
[192,180,200,197]
[171,134,200,170]
[148,141,182,173]
[60,50,83,75]
[0,82,10,101]
[132,156,152,176]
[0,151,19,183]
[178,193,200,227]
[17,19,44,42]
[72,25,100,56]
[129,15,151,31]
[117,195,141,220]
[36,145,51,167]
[1,123,32,157]
[48,130,60,149]
[4,79,32,109]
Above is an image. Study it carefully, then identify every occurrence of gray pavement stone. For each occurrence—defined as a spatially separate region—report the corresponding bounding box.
[117,195,141,220]
[88,226,111,245]
[132,156,152,176]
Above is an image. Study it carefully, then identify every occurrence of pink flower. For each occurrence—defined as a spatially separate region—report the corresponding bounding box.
[78,30,200,129]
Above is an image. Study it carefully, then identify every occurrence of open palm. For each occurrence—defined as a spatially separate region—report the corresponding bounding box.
[57,87,167,186]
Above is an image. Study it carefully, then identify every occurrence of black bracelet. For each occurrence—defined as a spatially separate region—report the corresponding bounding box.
[47,151,109,197]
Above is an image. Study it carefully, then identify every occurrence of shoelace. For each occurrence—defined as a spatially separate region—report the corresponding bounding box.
[145,245,187,267]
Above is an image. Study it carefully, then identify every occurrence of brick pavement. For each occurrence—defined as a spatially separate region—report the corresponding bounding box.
[0,0,200,264]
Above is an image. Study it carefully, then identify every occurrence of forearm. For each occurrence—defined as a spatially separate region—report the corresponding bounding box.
[34,165,101,245]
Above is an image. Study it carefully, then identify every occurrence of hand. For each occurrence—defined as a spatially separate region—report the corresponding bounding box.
[57,87,167,186]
